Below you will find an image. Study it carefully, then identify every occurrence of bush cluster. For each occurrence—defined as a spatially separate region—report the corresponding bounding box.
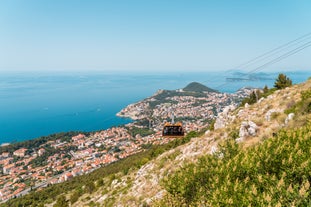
[285,89,311,115]
[159,125,311,206]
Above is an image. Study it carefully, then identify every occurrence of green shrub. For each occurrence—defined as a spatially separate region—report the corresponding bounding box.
[229,129,239,139]
[160,125,311,206]
[53,195,68,207]
[270,112,281,120]
[285,90,311,118]
[70,190,82,204]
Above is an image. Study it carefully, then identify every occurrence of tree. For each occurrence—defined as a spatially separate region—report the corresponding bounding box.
[96,179,104,187]
[53,195,68,207]
[85,181,96,194]
[241,90,259,106]
[249,91,258,104]
[274,73,292,89]
[263,85,269,94]
[70,190,81,204]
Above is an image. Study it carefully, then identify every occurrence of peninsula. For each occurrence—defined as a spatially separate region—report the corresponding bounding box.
[117,82,253,132]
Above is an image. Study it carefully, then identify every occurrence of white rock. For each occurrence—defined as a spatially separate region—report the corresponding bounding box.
[265,109,283,121]
[239,120,258,138]
[258,97,265,103]
[237,109,244,118]
[267,95,275,100]
[248,120,258,129]
[214,104,237,129]
[285,113,295,125]
[235,137,244,143]
[241,121,248,127]
[205,130,210,135]
[210,146,218,154]
[222,107,229,116]
[248,126,257,136]
[239,129,248,138]
[214,117,225,129]
[228,104,236,111]
[111,179,119,186]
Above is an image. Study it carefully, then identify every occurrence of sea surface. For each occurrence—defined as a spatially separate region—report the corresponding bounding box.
[0,70,310,144]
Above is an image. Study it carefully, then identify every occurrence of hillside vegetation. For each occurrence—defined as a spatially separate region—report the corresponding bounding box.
[158,126,311,206]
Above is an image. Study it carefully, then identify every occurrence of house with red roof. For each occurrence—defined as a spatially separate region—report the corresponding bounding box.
[13,148,27,157]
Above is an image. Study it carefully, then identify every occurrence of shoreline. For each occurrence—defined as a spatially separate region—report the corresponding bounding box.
[0,116,133,148]
[0,143,10,147]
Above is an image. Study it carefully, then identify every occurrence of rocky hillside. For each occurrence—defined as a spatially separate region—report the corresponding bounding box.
[5,78,311,207]
[42,78,310,206]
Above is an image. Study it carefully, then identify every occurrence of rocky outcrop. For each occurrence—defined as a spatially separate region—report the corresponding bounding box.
[258,97,265,103]
[265,109,283,121]
[214,117,226,129]
[214,105,237,129]
[236,121,258,142]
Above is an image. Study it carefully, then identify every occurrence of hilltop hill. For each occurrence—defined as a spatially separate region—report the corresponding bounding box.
[183,81,218,93]
[3,77,311,206]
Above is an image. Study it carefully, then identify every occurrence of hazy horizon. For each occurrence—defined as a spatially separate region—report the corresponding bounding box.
[0,68,310,75]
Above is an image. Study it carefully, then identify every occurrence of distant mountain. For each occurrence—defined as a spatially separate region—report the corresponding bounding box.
[183,82,218,93]
[225,70,274,81]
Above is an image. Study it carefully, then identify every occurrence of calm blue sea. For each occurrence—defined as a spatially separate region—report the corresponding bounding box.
[0,70,310,143]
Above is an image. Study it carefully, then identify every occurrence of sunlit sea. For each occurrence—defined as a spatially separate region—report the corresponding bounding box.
[0,70,310,143]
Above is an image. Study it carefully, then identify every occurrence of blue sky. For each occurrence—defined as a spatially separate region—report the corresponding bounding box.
[0,0,310,72]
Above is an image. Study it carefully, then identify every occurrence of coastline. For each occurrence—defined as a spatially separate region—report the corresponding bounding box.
[1,71,311,144]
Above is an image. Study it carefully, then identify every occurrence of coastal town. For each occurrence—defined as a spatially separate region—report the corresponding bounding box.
[0,127,170,202]
[0,83,253,202]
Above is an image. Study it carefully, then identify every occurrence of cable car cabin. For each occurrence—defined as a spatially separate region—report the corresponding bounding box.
[162,122,184,137]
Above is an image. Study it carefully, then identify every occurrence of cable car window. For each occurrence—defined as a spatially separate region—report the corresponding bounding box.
[162,124,184,137]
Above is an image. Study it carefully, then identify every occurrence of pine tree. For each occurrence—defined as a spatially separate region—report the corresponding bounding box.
[248,91,257,104]
[263,85,269,94]
[274,73,292,89]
